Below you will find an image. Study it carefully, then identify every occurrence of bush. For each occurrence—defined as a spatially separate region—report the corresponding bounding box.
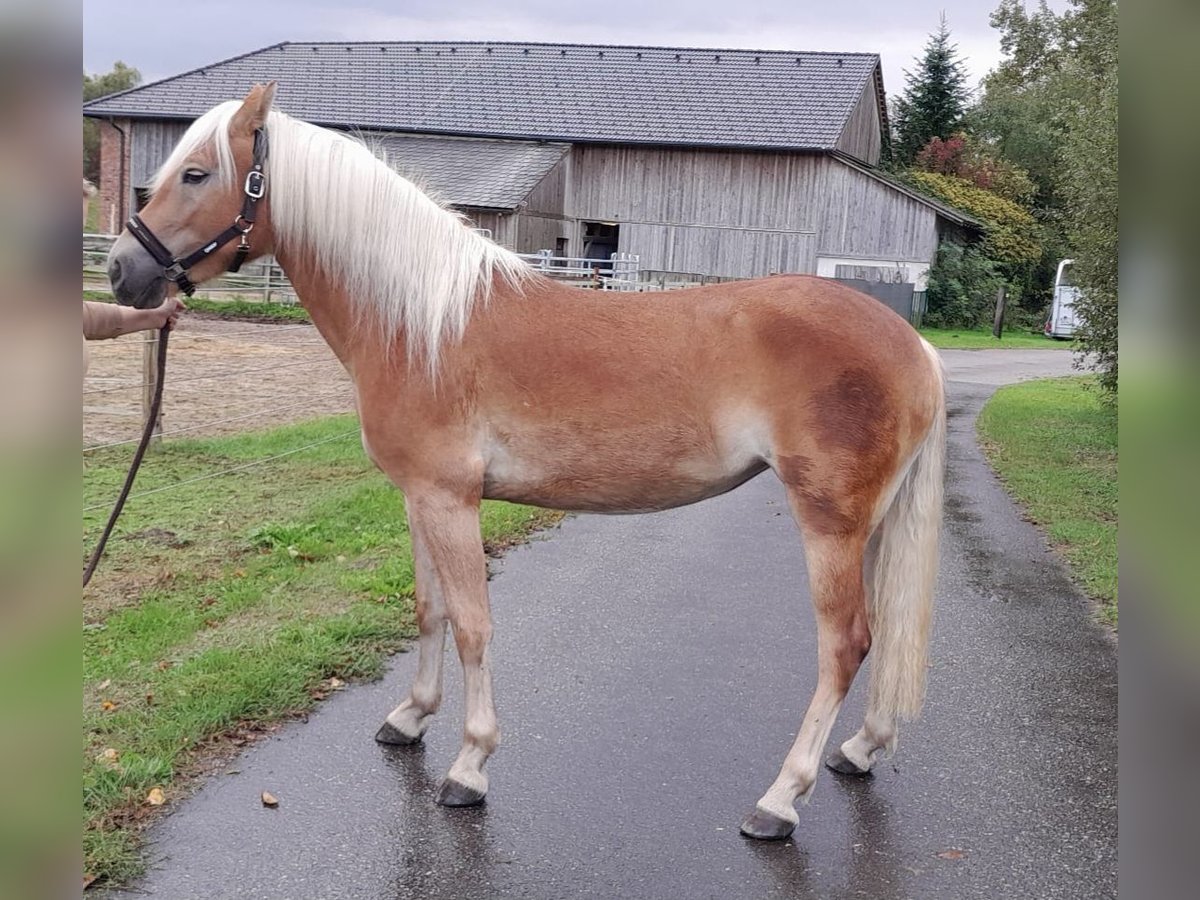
[907,171,1042,270]
[915,133,1038,206]
[924,242,1006,329]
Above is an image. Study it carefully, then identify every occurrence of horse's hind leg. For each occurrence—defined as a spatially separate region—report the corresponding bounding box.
[825,530,898,775]
[376,509,448,746]
[741,522,871,840]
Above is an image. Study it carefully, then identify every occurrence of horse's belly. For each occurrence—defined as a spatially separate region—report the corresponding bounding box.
[482,440,769,513]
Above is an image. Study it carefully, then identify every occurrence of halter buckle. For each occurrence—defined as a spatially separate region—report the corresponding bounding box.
[164,262,187,282]
[234,214,255,234]
[244,170,266,199]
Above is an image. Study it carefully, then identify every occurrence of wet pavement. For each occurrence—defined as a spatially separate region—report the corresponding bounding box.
[105,349,1115,899]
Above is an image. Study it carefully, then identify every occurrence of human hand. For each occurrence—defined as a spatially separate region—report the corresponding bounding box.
[130,297,187,332]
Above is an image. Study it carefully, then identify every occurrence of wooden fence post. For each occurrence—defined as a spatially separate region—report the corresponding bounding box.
[992,285,1008,339]
[143,330,163,445]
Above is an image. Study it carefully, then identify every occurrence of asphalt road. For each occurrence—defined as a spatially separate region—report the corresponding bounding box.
[106,348,1116,900]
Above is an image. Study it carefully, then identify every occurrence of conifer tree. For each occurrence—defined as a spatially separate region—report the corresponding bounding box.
[892,15,971,165]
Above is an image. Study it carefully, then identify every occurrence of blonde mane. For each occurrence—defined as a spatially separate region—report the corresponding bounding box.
[154,101,531,371]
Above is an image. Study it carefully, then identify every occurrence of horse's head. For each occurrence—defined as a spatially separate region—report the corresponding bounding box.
[107,83,278,308]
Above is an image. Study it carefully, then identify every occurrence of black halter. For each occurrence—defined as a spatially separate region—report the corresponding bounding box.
[125,127,269,297]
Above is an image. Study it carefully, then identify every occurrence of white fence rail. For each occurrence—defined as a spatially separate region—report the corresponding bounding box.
[516,250,642,290]
[86,233,731,297]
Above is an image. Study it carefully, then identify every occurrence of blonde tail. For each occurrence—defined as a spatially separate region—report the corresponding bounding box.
[868,341,946,723]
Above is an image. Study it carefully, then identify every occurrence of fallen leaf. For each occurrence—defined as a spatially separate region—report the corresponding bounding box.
[157,659,172,671]
[261,791,279,808]
[287,545,300,558]
[937,848,967,860]
[97,679,111,691]
[83,873,97,889]
[100,700,117,712]
[95,748,120,770]
[145,693,155,705]
[234,568,246,578]
[328,677,345,690]
[146,787,166,806]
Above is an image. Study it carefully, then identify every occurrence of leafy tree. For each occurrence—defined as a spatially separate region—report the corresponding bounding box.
[83,62,141,183]
[892,15,972,165]
[966,0,1117,394]
[1057,0,1118,394]
[970,0,1068,209]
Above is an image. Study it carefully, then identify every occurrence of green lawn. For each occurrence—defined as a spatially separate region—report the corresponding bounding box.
[82,415,557,886]
[976,377,1117,623]
[83,290,311,323]
[919,326,1069,350]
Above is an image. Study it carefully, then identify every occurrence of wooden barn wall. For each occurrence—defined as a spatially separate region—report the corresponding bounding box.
[523,153,570,218]
[124,121,191,218]
[570,145,826,232]
[834,77,883,165]
[130,121,190,191]
[816,160,940,262]
[461,210,518,248]
[569,145,940,278]
[514,153,573,252]
[516,215,571,253]
[621,223,816,278]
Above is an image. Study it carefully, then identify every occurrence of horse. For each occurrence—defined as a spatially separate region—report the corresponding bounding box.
[106,84,945,841]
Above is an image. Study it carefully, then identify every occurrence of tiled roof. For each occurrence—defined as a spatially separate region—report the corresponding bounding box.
[83,40,882,151]
[366,133,569,209]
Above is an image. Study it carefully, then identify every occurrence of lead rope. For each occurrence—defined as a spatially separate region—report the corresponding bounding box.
[82,324,170,588]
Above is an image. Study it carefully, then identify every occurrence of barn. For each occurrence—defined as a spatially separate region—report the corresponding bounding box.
[84,40,979,307]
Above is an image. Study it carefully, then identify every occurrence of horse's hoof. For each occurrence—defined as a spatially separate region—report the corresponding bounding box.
[739,808,796,841]
[375,721,421,746]
[435,778,486,807]
[825,748,872,776]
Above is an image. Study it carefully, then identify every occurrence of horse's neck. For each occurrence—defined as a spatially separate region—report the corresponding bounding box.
[274,247,398,374]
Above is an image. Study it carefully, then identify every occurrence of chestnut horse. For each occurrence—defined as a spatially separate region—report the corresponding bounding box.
[106,85,945,841]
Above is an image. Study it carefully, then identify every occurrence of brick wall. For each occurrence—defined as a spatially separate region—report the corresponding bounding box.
[97,119,130,235]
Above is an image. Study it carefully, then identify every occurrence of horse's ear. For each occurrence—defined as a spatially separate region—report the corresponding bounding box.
[232,82,277,134]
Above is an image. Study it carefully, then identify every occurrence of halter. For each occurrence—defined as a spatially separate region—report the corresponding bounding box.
[125,127,269,297]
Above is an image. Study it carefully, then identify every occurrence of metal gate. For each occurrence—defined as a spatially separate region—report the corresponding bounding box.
[833,278,921,325]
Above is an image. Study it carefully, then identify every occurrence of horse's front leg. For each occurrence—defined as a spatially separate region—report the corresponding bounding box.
[399,487,497,806]
[375,508,448,746]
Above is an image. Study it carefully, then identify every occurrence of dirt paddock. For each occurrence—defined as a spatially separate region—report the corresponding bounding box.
[83,315,355,449]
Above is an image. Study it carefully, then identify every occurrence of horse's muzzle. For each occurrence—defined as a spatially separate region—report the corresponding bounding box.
[107,232,169,309]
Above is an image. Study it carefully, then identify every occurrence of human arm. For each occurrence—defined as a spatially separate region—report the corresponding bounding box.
[83,298,186,340]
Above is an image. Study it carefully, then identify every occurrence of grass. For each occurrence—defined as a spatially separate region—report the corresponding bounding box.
[83,290,312,323]
[919,326,1069,350]
[82,414,558,886]
[86,193,101,233]
[976,377,1117,624]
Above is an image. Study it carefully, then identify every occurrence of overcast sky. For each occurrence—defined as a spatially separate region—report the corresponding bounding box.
[83,1,1067,103]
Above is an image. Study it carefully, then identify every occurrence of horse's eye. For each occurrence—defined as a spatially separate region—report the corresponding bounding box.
[182,169,209,185]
